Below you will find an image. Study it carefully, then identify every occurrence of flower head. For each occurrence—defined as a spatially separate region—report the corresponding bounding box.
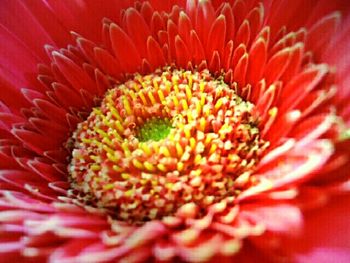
[0,0,350,262]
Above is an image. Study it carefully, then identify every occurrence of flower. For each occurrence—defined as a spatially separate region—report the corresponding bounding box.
[0,0,350,262]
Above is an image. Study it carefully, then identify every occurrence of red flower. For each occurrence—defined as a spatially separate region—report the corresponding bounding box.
[0,0,350,262]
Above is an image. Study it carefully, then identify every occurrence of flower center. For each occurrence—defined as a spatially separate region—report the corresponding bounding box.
[68,68,268,223]
[136,117,172,142]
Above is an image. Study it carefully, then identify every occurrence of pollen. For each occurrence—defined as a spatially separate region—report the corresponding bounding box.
[68,68,269,223]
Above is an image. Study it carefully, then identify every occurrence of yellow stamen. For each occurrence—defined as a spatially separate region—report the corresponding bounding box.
[123,97,132,115]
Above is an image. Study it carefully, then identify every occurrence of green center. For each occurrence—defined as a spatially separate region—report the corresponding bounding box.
[137,117,172,142]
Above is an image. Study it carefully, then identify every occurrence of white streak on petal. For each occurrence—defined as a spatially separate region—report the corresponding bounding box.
[259,139,296,166]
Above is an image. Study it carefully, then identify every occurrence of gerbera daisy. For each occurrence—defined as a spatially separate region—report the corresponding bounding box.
[0,0,350,262]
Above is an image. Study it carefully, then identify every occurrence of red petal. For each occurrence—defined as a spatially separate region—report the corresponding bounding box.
[265,110,301,144]
[76,37,97,65]
[241,204,302,235]
[186,0,197,22]
[125,221,165,249]
[94,47,123,78]
[109,23,141,73]
[33,99,67,125]
[29,117,67,140]
[178,11,193,45]
[195,0,215,43]
[246,3,264,41]
[169,5,181,25]
[146,36,166,69]
[255,83,279,121]
[190,30,206,64]
[278,64,329,114]
[0,146,21,169]
[12,129,60,154]
[206,15,226,59]
[223,40,234,70]
[306,12,341,59]
[0,0,56,61]
[28,159,64,182]
[280,43,304,83]
[247,38,267,84]
[64,43,86,65]
[150,11,165,37]
[264,47,291,85]
[209,51,221,73]
[235,20,251,48]
[234,53,248,87]
[154,240,176,261]
[52,52,95,94]
[257,140,333,188]
[175,35,190,68]
[231,43,246,69]
[22,89,46,103]
[232,0,248,27]
[167,20,178,62]
[177,233,222,262]
[220,3,235,41]
[298,87,336,118]
[102,21,112,51]
[125,8,151,57]
[256,26,270,46]
[140,1,154,25]
[290,113,335,146]
[157,30,168,47]
[278,195,350,262]
[141,58,152,74]
[94,69,110,96]
[52,82,85,110]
